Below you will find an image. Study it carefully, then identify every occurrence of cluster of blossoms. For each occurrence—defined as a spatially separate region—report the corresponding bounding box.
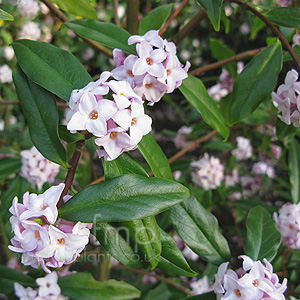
[252,162,275,179]
[174,125,193,149]
[0,64,13,84]
[111,30,190,105]
[213,255,287,300]
[14,272,67,300]
[9,0,40,18]
[272,69,300,127]
[232,136,253,161]
[8,184,91,273]
[18,21,41,41]
[274,202,300,249]
[20,146,60,190]
[190,276,213,295]
[66,72,152,161]
[191,153,224,190]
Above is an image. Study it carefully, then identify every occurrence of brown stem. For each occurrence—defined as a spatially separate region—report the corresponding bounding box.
[40,0,113,57]
[173,10,207,45]
[113,0,121,27]
[57,140,85,209]
[159,0,189,36]
[191,48,265,76]
[229,0,300,73]
[126,0,139,35]
[112,264,194,296]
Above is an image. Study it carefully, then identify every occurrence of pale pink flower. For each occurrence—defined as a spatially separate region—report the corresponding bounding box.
[252,162,275,178]
[36,272,61,297]
[225,169,239,187]
[128,29,164,49]
[0,64,13,83]
[271,144,282,159]
[182,245,198,261]
[232,136,253,160]
[174,126,193,149]
[17,0,40,18]
[18,21,41,41]
[14,283,37,300]
[277,0,292,6]
[190,276,213,295]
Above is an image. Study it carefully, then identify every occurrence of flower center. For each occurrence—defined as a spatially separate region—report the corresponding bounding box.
[235,289,242,298]
[110,132,117,138]
[128,70,134,76]
[131,118,137,126]
[145,83,153,88]
[120,93,125,96]
[89,110,98,120]
[57,238,65,245]
[146,58,153,65]
[41,203,48,210]
[167,69,171,75]
[252,279,258,287]
[35,230,41,241]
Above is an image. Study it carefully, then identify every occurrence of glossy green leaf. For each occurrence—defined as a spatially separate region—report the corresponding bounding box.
[1,176,28,222]
[59,174,189,222]
[12,40,92,101]
[288,139,300,204]
[138,133,173,180]
[250,17,265,40]
[265,7,300,28]
[66,20,136,55]
[179,75,229,139]
[139,4,172,35]
[0,265,37,294]
[58,273,140,300]
[275,118,296,139]
[170,196,230,265]
[0,8,14,21]
[181,292,216,300]
[196,0,223,31]
[51,0,97,19]
[209,38,237,77]
[228,40,282,125]
[283,45,300,62]
[102,152,148,181]
[0,158,21,181]
[157,229,197,277]
[13,66,69,168]
[232,200,277,214]
[59,125,85,144]
[246,206,281,262]
[143,283,173,300]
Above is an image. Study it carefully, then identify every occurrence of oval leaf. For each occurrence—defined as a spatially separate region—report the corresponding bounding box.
[246,206,281,262]
[0,157,21,181]
[139,4,172,35]
[157,229,197,277]
[265,7,300,28]
[288,139,300,204]
[0,8,14,21]
[228,40,282,125]
[51,0,97,19]
[58,273,141,300]
[12,39,92,101]
[13,66,69,168]
[59,174,190,222]
[179,75,229,139]
[170,196,231,265]
[138,133,173,180]
[196,0,223,31]
[66,20,136,55]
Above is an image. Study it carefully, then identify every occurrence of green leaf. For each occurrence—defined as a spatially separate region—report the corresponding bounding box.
[58,273,140,300]
[288,139,300,204]
[265,7,300,28]
[59,174,189,222]
[228,40,282,125]
[250,17,265,40]
[283,45,300,62]
[139,4,172,35]
[209,38,237,77]
[59,125,85,144]
[232,200,277,214]
[138,133,173,180]
[102,152,148,181]
[180,292,216,300]
[0,158,21,181]
[0,8,14,21]
[179,75,229,139]
[170,196,230,265]
[13,66,69,168]
[275,118,297,139]
[157,229,197,277]
[196,0,223,31]
[66,20,136,55]
[12,40,92,101]
[1,176,28,222]
[246,206,281,262]
[0,265,37,294]
[51,0,97,19]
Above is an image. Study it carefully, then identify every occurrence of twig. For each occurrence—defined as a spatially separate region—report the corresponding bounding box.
[159,0,189,36]
[191,48,265,76]
[40,0,113,57]
[112,264,194,296]
[126,0,139,35]
[173,10,207,45]
[229,0,300,73]
[113,0,121,27]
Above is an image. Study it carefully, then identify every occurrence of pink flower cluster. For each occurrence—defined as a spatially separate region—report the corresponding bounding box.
[111,30,190,105]
[191,153,224,190]
[66,72,152,161]
[8,184,91,273]
[252,162,275,179]
[274,202,300,249]
[14,272,67,300]
[213,255,287,300]
[232,136,253,161]
[272,69,300,127]
[20,146,60,190]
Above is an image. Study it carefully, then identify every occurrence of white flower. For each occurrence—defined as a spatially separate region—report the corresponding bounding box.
[36,272,61,297]
[232,136,253,160]
[18,21,41,41]
[190,276,213,295]
[0,64,12,83]
[4,46,14,60]
[17,0,40,18]
[252,162,275,178]
[14,283,37,300]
